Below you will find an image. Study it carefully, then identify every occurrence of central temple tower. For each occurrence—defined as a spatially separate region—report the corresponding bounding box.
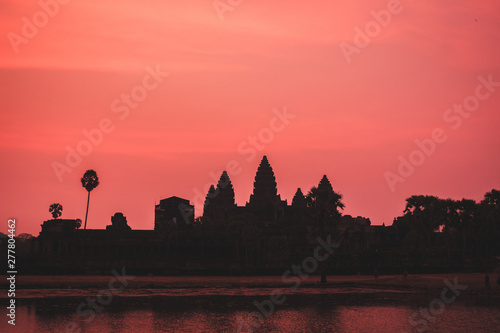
[247,155,285,220]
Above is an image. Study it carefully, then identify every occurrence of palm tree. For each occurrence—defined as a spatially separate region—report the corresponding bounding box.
[306,175,344,283]
[49,203,63,219]
[306,176,345,236]
[81,169,99,230]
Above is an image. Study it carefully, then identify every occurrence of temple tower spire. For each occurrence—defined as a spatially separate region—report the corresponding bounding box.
[247,156,284,220]
[318,175,333,192]
[249,156,278,205]
[292,188,306,209]
[203,171,236,223]
[216,171,235,207]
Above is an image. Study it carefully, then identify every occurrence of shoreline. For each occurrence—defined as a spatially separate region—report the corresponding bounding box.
[2,273,500,302]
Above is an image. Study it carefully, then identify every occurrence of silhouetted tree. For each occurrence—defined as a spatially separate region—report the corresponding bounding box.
[394,191,500,270]
[453,199,477,266]
[403,195,446,247]
[49,203,63,219]
[81,169,99,230]
[306,178,344,231]
[306,175,344,283]
[16,233,35,256]
[477,189,500,267]
[483,189,500,206]
[16,233,34,241]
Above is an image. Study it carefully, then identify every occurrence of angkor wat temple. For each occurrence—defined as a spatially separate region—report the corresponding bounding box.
[12,156,497,275]
[203,156,300,224]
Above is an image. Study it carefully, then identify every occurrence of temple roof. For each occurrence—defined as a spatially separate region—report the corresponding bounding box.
[216,171,236,207]
[249,155,278,205]
[318,175,334,192]
[292,187,306,208]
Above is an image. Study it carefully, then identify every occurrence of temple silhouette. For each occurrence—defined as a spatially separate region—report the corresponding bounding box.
[204,156,308,223]
[9,155,499,275]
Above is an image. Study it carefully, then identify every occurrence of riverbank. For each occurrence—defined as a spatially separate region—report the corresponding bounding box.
[1,273,500,301]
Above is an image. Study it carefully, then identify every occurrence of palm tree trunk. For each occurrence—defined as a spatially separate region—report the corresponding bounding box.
[84,191,90,230]
[321,213,327,284]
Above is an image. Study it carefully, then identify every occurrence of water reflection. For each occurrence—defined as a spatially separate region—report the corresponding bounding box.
[1,296,499,332]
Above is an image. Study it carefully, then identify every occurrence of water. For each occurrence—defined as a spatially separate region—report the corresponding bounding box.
[1,277,500,332]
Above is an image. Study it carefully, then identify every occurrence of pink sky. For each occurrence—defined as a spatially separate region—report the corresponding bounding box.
[1,0,500,235]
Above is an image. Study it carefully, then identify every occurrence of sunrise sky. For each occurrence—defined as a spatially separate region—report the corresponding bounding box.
[1,0,499,235]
